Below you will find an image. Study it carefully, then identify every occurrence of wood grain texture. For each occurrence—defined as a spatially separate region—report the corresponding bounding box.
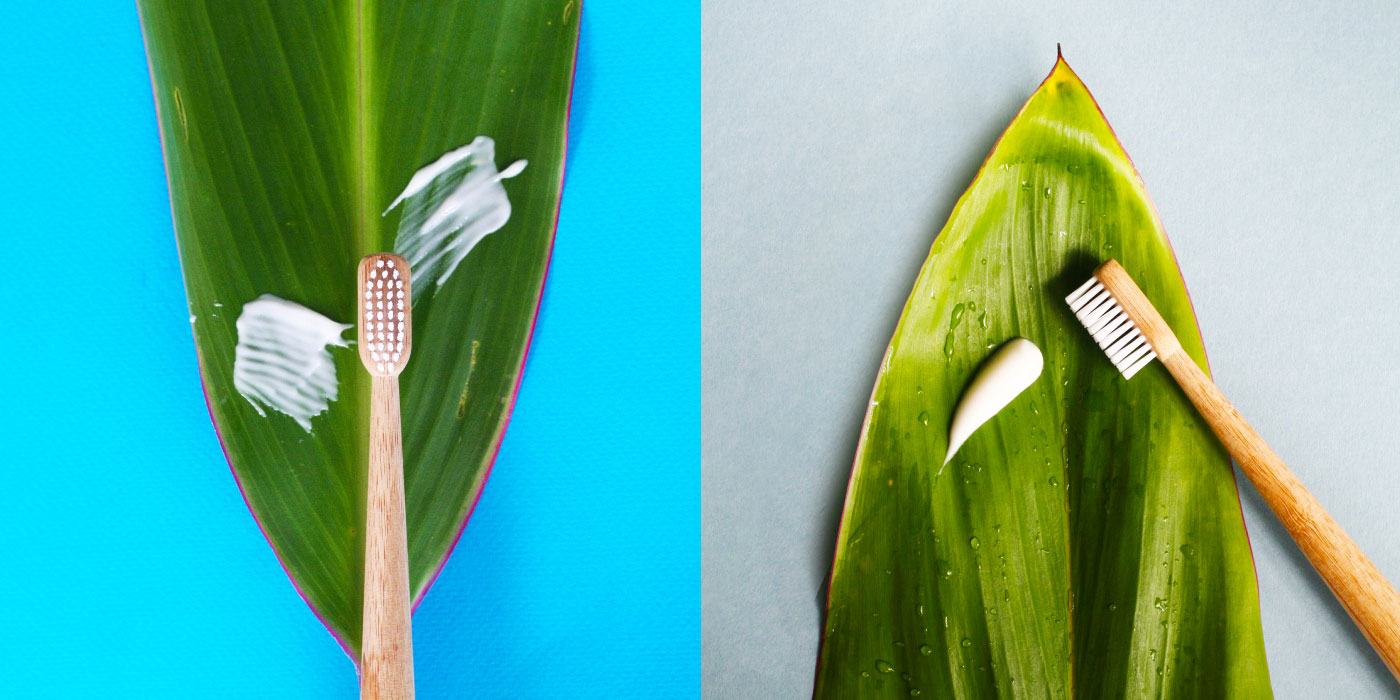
[361,375,414,699]
[359,255,414,699]
[1097,259,1400,680]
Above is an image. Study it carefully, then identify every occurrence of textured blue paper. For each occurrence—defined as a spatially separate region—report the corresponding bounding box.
[0,1,696,697]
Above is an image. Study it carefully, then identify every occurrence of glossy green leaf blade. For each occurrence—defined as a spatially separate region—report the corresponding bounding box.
[814,57,1271,698]
[137,1,578,656]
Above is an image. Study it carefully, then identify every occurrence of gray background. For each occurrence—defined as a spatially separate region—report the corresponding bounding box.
[702,1,1400,698]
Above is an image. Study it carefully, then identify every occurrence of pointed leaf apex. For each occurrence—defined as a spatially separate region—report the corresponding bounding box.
[1048,48,1081,86]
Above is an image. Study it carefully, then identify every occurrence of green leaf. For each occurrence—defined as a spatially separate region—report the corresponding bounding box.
[137,1,578,657]
[814,56,1272,698]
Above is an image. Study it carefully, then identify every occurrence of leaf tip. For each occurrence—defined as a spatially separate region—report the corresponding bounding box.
[1050,45,1075,80]
[1041,46,1089,100]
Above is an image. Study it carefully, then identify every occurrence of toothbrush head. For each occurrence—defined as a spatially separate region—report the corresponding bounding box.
[1065,259,1177,381]
[357,253,412,376]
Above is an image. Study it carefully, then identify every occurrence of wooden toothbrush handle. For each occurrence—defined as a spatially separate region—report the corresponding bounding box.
[361,375,414,700]
[1160,351,1400,678]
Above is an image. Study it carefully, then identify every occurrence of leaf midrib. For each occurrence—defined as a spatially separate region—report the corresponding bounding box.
[352,0,376,254]
[349,0,376,652]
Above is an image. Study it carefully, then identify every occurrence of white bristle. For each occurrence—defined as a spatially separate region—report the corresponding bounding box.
[1066,276,1157,380]
[1093,314,1132,344]
[1080,293,1116,324]
[1066,277,1098,303]
[1106,331,1141,362]
[362,258,409,373]
[1066,281,1104,311]
[1086,307,1122,335]
[1122,351,1157,379]
[1115,337,1150,363]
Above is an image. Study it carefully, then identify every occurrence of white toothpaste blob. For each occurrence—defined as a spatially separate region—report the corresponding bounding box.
[944,337,1044,465]
[383,136,526,302]
[233,295,352,432]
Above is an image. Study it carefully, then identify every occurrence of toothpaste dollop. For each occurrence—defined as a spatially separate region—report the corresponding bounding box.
[384,136,526,302]
[944,338,1044,465]
[232,295,351,432]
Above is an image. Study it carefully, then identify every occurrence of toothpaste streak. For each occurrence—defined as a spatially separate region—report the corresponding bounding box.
[233,295,352,432]
[384,136,526,302]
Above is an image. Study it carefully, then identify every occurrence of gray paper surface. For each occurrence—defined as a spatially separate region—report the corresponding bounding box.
[702,1,1400,697]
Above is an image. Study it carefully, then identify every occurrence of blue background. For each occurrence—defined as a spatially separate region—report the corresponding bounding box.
[0,2,696,698]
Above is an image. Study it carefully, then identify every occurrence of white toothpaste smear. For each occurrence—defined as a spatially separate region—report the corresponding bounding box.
[233,295,352,432]
[384,136,526,302]
[944,337,1044,465]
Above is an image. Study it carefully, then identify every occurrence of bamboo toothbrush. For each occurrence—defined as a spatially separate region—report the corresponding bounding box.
[1066,258,1400,679]
[357,253,414,700]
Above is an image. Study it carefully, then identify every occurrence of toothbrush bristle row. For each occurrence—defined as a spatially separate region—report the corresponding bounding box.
[1065,276,1156,380]
[359,256,410,375]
